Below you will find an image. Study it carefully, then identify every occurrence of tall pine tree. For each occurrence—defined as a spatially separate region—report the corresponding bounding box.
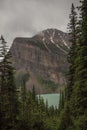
[69,0,87,118]
[66,3,78,100]
[0,36,19,130]
[58,4,78,130]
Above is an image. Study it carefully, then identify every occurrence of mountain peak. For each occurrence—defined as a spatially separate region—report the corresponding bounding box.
[33,28,70,54]
[10,28,70,94]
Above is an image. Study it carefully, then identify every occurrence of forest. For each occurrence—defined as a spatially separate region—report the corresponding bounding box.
[0,0,87,130]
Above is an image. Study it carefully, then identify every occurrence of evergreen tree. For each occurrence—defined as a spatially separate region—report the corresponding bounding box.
[59,90,64,112]
[45,99,48,114]
[67,3,78,100]
[0,36,19,130]
[32,85,36,101]
[69,0,87,118]
[58,4,78,130]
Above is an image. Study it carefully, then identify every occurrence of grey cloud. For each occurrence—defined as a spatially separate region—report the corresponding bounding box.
[0,0,79,45]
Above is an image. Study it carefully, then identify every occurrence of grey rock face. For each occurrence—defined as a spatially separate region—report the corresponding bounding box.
[10,28,71,94]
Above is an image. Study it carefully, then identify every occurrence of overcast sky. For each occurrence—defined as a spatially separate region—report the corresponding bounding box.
[0,0,79,45]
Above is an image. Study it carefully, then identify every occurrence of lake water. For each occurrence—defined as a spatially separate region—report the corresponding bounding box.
[37,94,60,107]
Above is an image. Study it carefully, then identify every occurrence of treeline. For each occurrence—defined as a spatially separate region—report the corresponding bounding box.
[0,0,87,130]
[58,0,87,130]
[0,36,59,130]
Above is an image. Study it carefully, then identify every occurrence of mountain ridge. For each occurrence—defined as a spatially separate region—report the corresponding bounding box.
[10,28,71,94]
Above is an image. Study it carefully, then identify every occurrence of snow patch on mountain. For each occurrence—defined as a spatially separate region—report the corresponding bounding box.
[42,35,51,52]
[50,36,55,44]
[60,36,70,49]
[56,44,68,54]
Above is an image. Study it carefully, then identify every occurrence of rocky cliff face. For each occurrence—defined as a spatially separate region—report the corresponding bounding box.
[10,28,71,94]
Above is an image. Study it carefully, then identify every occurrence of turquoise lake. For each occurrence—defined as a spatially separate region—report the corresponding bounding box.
[37,94,60,107]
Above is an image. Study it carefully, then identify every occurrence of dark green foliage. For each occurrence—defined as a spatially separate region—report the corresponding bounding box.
[69,0,87,118]
[18,84,59,130]
[38,77,58,91]
[58,90,65,112]
[0,36,19,130]
[32,85,36,101]
[0,1,87,130]
[58,1,87,130]
[0,36,59,130]
[58,103,72,130]
[66,3,78,100]
[73,114,87,130]
[58,4,78,129]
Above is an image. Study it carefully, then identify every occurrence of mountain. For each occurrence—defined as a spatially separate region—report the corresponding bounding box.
[10,28,71,94]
